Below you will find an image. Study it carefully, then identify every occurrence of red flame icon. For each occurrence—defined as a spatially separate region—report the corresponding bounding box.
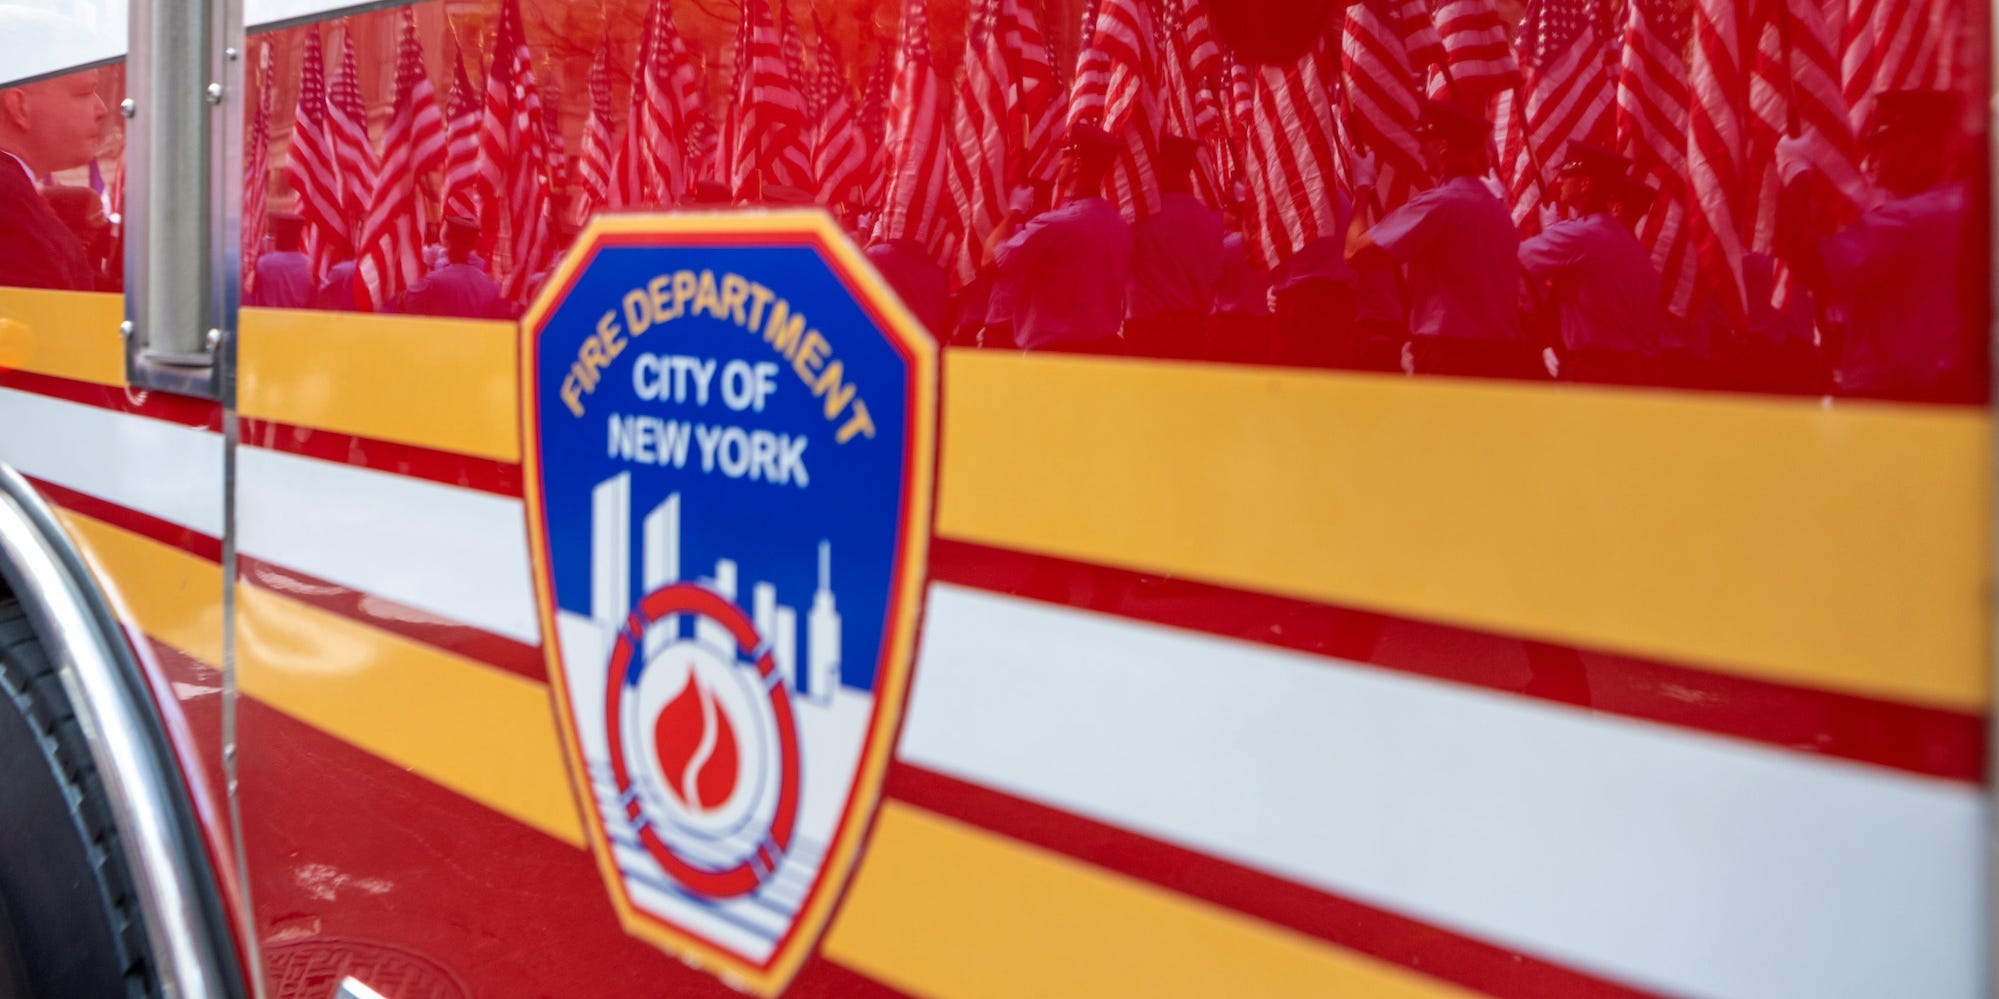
[654,670,741,813]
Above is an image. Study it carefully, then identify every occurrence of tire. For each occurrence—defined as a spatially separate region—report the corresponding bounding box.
[0,597,154,998]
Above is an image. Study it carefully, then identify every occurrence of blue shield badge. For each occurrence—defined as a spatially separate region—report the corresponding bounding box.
[520,212,937,994]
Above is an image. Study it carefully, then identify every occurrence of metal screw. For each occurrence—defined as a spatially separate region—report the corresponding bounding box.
[224,46,239,61]
[118,320,133,340]
[205,328,222,350]
[118,98,135,118]
[205,82,224,105]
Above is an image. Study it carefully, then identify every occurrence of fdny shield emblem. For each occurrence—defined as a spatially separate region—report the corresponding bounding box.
[519,212,937,994]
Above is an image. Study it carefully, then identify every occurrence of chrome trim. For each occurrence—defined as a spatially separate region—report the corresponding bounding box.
[124,0,240,399]
[0,467,245,999]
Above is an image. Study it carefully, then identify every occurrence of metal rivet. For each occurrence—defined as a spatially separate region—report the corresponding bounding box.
[205,328,222,349]
[118,320,134,339]
[118,98,136,118]
[205,82,225,105]
[224,46,239,61]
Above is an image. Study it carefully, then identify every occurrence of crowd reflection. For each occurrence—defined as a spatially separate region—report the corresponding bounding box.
[0,0,1986,404]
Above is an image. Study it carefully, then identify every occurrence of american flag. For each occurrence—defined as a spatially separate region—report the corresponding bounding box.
[874,0,954,260]
[285,26,346,280]
[479,0,554,299]
[859,41,893,212]
[945,0,1010,287]
[1341,0,1434,212]
[1840,0,1963,132]
[1616,0,1697,315]
[541,79,569,197]
[440,42,483,221]
[1501,0,1614,229]
[327,31,378,247]
[356,10,447,313]
[1429,0,1522,102]
[615,0,700,207]
[242,42,274,298]
[1750,0,1866,225]
[1245,11,1346,269]
[810,12,868,208]
[723,0,811,199]
[1159,0,1227,207]
[771,2,815,191]
[1071,0,1165,220]
[577,34,615,220]
[1012,0,1064,190]
[1686,0,1753,325]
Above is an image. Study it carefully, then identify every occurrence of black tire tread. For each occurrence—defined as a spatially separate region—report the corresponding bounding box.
[0,597,155,998]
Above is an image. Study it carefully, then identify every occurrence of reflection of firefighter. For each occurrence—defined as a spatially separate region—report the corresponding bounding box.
[1124,135,1223,359]
[1348,99,1531,378]
[1779,90,1978,401]
[1519,142,1670,385]
[0,71,106,291]
[989,124,1132,353]
[405,216,508,319]
[248,212,314,309]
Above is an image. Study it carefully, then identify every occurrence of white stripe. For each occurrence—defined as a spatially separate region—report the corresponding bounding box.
[236,446,540,645]
[0,389,222,537]
[899,584,1981,999]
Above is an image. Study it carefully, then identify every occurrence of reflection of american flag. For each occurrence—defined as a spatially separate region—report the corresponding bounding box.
[945,0,1010,288]
[1246,13,1345,269]
[440,44,483,221]
[328,32,378,245]
[1687,0,1752,324]
[772,2,814,190]
[616,0,700,207]
[578,35,615,219]
[875,0,953,259]
[357,11,447,313]
[1502,0,1614,229]
[242,43,274,298]
[1750,0,1865,224]
[1841,0,1962,131]
[1616,0,1696,315]
[286,27,345,279]
[1342,0,1433,212]
[1072,0,1163,220]
[859,43,893,212]
[1159,0,1226,207]
[810,13,867,208]
[1430,0,1521,101]
[724,0,811,198]
[480,0,553,299]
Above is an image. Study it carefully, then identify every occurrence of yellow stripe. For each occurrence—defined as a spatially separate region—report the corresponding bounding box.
[236,580,583,846]
[0,289,126,385]
[52,509,223,663]
[238,308,519,462]
[939,353,1991,711]
[823,803,1472,999]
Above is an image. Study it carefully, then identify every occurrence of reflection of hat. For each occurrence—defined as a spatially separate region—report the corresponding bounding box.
[443,214,479,237]
[1863,90,1959,143]
[1065,122,1118,153]
[693,179,734,204]
[762,183,815,206]
[1556,141,1630,183]
[1158,134,1201,175]
[1414,98,1490,144]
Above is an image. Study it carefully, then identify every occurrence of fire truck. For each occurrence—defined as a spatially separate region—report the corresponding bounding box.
[0,0,1989,996]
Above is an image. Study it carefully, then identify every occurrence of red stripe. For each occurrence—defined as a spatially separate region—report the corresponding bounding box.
[239,418,523,497]
[26,474,222,563]
[886,762,1661,999]
[237,554,545,683]
[0,368,223,430]
[929,538,1985,783]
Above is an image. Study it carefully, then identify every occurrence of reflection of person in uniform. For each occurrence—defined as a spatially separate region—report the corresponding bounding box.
[247,212,314,309]
[989,124,1132,353]
[1211,200,1274,363]
[42,185,111,286]
[1781,90,1976,400]
[1518,142,1669,385]
[404,215,508,319]
[1125,135,1223,359]
[0,72,107,290]
[1347,100,1528,377]
[864,238,947,335]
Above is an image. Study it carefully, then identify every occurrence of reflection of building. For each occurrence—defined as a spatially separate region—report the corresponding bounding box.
[590,472,840,700]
